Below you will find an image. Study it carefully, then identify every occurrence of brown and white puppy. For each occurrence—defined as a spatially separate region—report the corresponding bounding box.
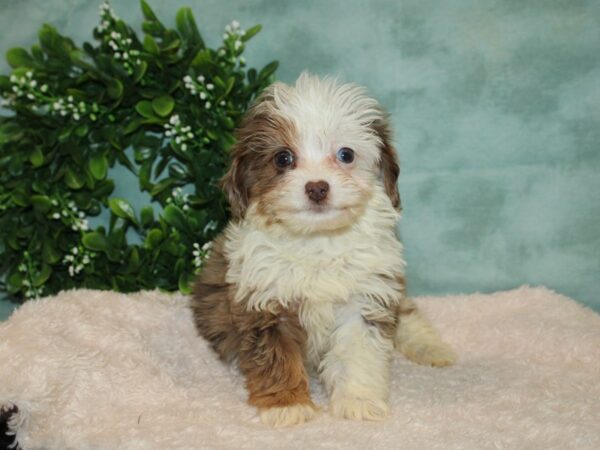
[191,73,455,427]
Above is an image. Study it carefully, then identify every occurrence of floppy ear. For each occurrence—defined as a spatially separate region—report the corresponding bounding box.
[373,118,401,211]
[221,147,249,219]
[221,85,282,219]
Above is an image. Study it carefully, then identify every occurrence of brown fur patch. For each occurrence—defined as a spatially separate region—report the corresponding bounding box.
[372,115,401,211]
[221,89,298,220]
[192,237,314,409]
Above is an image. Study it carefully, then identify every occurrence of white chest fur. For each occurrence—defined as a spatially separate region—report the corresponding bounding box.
[224,187,405,368]
[224,187,405,311]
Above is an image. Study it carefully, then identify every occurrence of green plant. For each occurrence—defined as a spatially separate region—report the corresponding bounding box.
[0,0,278,300]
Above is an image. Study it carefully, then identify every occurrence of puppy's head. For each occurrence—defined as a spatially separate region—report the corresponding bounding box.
[223,72,400,234]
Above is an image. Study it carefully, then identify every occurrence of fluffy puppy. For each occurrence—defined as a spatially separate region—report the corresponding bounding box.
[191,73,456,427]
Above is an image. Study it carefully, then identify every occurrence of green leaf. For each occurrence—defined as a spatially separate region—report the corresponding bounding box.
[140,206,154,227]
[175,7,204,47]
[31,195,52,213]
[124,118,143,134]
[65,166,85,189]
[133,60,148,83]
[93,179,115,198]
[38,24,60,54]
[191,49,211,69]
[125,247,140,273]
[75,124,89,138]
[109,198,138,224]
[247,68,257,83]
[145,228,163,249]
[140,0,158,21]
[152,95,174,117]
[29,148,45,167]
[143,35,160,55]
[83,231,108,251]
[135,100,156,119]
[259,61,278,81]
[241,24,262,42]
[223,76,235,97]
[89,153,108,180]
[7,270,24,292]
[11,189,29,206]
[107,78,124,99]
[168,162,188,180]
[33,264,52,287]
[6,48,34,68]
[150,178,174,196]
[178,272,193,294]
[42,242,61,264]
[163,204,186,230]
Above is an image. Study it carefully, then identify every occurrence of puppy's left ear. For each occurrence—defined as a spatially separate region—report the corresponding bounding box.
[373,117,401,211]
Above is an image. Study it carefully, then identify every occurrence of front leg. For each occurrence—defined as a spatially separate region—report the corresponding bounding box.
[237,308,319,427]
[319,300,395,421]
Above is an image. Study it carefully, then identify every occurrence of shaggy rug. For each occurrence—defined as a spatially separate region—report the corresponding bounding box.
[0,287,599,450]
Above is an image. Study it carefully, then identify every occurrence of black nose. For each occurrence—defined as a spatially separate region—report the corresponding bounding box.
[305,180,329,203]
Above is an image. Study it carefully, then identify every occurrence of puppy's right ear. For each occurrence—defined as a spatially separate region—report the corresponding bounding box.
[221,84,280,219]
[221,147,248,219]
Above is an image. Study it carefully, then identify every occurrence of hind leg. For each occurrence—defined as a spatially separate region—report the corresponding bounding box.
[395,297,456,367]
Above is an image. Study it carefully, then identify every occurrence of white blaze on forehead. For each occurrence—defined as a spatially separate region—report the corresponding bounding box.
[269,72,385,167]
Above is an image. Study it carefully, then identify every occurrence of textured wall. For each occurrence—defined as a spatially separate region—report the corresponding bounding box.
[1,0,599,317]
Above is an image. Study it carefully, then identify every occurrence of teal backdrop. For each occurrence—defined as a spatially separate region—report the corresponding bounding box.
[1,0,599,319]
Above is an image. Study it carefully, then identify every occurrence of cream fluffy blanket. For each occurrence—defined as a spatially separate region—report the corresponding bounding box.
[0,287,599,450]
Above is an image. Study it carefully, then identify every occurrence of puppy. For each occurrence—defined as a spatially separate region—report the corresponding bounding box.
[191,73,455,427]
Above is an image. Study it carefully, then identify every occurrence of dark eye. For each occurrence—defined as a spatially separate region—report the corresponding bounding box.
[274,149,295,168]
[336,147,355,164]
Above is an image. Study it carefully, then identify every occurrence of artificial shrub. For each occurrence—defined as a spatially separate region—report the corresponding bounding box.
[0,0,277,299]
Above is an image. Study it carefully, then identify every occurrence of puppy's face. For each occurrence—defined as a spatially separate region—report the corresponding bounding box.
[223,73,400,234]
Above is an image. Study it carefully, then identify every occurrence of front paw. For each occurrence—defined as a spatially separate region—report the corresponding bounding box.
[330,396,389,421]
[259,403,319,427]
